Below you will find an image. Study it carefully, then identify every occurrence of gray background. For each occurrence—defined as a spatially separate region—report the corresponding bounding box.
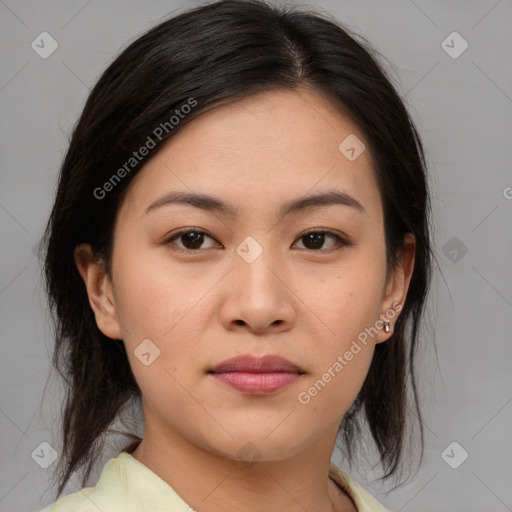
[1,1,511,511]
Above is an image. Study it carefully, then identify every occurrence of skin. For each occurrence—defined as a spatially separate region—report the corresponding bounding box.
[75,87,415,512]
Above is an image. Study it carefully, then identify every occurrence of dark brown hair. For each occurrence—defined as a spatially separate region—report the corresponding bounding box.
[43,0,435,497]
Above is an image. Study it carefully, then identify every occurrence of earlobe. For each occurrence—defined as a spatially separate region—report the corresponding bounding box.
[73,244,123,340]
[375,233,416,344]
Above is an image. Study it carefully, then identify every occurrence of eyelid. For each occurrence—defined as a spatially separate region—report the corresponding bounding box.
[298,227,351,245]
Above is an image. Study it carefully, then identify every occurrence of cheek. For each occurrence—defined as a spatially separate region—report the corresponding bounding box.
[294,349,374,443]
[111,250,213,386]
[305,260,386,343]
[298,328,375,423]
[112,250,204,340]
[296,253,385,404]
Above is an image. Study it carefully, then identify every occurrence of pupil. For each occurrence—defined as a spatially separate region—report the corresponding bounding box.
[184,232,203,249]
[306,233,323,249]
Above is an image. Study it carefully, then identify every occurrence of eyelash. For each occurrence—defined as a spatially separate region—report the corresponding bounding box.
[162,227,351,254]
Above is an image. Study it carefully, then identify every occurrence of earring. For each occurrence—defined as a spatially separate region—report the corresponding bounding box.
[383,321,391,333]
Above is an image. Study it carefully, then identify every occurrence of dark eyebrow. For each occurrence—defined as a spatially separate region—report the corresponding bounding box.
[144,189,366,217]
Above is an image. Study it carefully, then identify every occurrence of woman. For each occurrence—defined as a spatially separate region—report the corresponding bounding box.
[40,1,434,510]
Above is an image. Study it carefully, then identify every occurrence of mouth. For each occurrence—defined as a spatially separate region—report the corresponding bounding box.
[208,354,306,395]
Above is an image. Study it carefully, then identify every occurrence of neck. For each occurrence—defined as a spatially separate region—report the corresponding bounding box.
[131,419,357,512]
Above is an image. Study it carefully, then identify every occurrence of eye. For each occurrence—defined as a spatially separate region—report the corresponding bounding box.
[164,228,219,252]
[293,229,350,252]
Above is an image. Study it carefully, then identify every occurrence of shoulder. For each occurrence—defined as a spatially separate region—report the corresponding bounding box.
[38,488,100,512]
[328,461,392,512]
[38,456,126,512]
[38,452,193,512]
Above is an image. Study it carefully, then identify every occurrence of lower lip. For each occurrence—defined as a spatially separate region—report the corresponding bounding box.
[211,372,301,395]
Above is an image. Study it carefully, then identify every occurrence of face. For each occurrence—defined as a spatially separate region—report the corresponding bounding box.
[76,87,414,462]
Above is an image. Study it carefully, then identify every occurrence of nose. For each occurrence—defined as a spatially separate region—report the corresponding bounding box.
[220,249,296,335]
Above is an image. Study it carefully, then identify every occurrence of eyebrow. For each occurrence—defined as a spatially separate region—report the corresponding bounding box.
[144,189,366,217]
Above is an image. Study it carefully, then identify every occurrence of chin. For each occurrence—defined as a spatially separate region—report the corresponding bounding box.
[199,425,315,464]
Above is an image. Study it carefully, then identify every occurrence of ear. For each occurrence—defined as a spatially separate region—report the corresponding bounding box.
[374,233,416,344]
[74,243,123,340]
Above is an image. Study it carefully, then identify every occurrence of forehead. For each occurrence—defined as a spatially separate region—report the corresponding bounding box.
[121,87,382,222]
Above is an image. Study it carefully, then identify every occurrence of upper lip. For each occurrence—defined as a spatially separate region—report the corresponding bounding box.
[209,355,305,374]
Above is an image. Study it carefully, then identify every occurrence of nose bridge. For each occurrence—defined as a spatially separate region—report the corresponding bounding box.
[220,233,295,331]
[234,234,281,299]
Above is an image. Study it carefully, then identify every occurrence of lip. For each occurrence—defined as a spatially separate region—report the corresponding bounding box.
[208,355,305,395]
[210,354,304,374]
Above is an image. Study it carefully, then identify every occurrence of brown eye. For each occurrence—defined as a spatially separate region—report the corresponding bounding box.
[164,228,219,251]
[294,230,349,251]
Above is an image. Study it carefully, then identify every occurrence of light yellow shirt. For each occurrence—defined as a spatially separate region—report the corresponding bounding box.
[40,452,390,512]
